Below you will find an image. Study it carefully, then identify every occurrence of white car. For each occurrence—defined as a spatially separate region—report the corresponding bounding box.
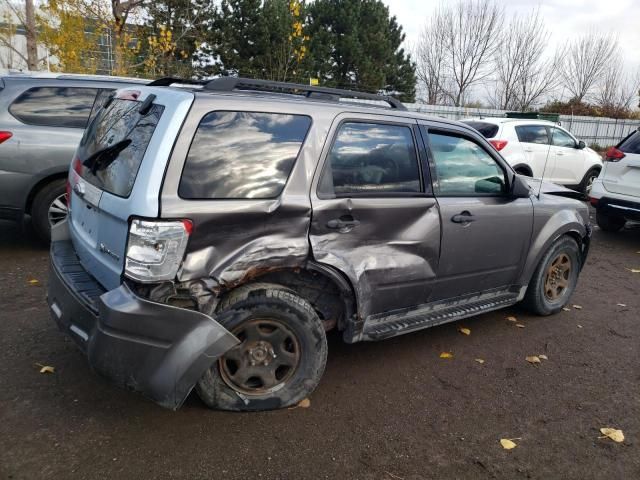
[462,118,602,194]
[589,128,640,231]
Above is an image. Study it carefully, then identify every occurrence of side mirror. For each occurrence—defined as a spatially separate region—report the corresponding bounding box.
[510,174,531,199]
[577,140,586,149]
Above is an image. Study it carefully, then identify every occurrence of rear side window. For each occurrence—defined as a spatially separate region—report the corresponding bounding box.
[318,122,421,196]
[515,125,549,145]
[9,86,99,128]
[618,131,640,154]
[462,121,499,138]
[179,111,311,199]
[76,98,164,197]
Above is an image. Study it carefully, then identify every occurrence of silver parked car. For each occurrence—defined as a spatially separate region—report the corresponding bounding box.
[0,72,147,241]
[48,78,592,411]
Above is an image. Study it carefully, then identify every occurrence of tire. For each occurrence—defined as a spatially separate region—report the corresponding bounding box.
[31,179,68,243]
[196,283,328,411]
[523,236,581,316]
[596,210,625,232]
[579,168,600,196]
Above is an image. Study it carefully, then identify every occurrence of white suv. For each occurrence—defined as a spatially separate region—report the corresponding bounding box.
[462,118,602,194]
[589,128,640,231]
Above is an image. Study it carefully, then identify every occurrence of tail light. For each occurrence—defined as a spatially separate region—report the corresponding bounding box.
[0,131,12,143]
[489,139,508,151]
[124,219,193,283]
[604,147,625,162]
[589,197,599,207]
[66,157,83,203]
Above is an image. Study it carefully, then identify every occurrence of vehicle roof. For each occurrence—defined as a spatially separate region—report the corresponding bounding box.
[0,71,149,84]
[462,117,558,127]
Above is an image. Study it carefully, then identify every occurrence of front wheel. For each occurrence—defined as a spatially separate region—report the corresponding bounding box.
[580,168,600,196]
[523,236,581,316]
[196,283,327,411]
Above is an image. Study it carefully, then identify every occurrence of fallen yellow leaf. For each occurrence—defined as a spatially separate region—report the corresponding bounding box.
[617,303,627,307]
[439,352,453,359]
[515,323,525,328]
[562,307,571,312]
[500,438,517,450]
[577,324,583,329]
[458,327,471,336]
[628,269,640,274]
[474,358,485,364]
[506,316,517,322]
[539,354,548,360]
[599,428,624,443]
[526,355,541,364]
[297,398,311,408]
[39,365,55,374]
[28,279,39,285]
[573,305,583,310]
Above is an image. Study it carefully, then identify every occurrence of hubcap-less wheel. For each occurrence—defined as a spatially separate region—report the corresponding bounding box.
[544,253,572,301]
[219,318,301,395]
[48,193,68,227]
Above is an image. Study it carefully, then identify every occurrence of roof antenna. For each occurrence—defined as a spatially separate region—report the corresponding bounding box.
[537,128,553,199]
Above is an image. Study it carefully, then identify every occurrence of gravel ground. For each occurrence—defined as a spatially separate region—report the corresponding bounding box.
[0,217,638,480]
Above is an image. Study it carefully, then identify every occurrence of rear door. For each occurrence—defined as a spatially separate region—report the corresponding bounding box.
[421,124,533,301]
[549,127,583,185]
[514,124,554,179]
[310,113,440,318]
[602,130,640,197]
[68,88,194,290]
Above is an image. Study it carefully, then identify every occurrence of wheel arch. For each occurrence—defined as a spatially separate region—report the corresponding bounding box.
[25,172,67,214]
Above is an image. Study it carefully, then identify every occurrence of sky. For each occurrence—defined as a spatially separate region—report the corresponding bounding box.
[383,0,640,82]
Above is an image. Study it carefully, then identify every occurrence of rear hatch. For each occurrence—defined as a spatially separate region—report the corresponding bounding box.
[68,87,194,290]
[602,130,640,198]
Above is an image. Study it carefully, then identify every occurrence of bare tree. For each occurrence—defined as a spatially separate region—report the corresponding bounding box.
[595,54,640,115]
[415,9,447,105]
[0,0,39,70]
[488,10,559,111]
[439,0,503,106]
[559,32,618,102]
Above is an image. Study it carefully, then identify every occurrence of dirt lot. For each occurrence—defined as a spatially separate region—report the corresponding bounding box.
[0,216,638,480]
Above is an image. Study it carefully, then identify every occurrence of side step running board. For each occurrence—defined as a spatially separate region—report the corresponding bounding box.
[361,292,519,341]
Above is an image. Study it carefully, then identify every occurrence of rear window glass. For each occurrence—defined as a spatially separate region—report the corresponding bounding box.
[179,111,311,199]
[618,131,640,154]
[9,86,99,128]
[76,98,164,197]
[462,121,499,138]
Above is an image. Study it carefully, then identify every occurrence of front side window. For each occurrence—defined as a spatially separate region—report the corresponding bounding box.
[429,132,506,196]
[551,128,576,148]
[9,86,99,128]
[179,111,311,199]
[515,125,550,145]
[319,122,421,196]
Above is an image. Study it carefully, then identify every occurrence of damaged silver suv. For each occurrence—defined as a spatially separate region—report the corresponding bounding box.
[47,78,591,411]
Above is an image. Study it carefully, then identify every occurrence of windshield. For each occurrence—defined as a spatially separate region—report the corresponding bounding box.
[76,98,164,197]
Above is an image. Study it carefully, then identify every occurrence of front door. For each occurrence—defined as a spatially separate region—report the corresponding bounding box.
[422,126,534,302]
[513,124,554,179]
[310,114,440,318]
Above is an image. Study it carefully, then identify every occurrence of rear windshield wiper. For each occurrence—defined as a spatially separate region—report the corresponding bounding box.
[81,139,132,175]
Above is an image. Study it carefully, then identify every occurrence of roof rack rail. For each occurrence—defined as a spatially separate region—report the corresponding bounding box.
[148,76,406,110]
[204,77,406,110]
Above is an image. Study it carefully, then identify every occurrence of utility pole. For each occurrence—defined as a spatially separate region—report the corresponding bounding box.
[25,0,38,70]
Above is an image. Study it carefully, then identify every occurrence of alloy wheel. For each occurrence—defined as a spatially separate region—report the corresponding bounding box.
[48,193,68,227]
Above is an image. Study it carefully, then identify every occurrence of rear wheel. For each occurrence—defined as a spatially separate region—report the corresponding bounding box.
[196,283,327,411]
[523,236,581,315]
[31,179,67,243]
[580,168,600,196]
[596,210,625,232]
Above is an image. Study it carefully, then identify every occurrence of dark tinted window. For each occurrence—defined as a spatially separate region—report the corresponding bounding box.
[179,111,311,199]
[319,122,421,196]
[429,133,506,196]
[88,89,115,125]
[618,131,640,154]
[10,86,99,128]
[515,125,549,144]
[551,128,576,148]
[462,121,499,138]
[77,98,164,197]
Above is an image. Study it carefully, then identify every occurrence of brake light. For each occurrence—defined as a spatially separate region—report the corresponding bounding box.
[66,157,83,203]
[489,139,508,151]
[124,219,192,282]
[604,147,625,162]
[0,131,12,143]
[589,197,599,207]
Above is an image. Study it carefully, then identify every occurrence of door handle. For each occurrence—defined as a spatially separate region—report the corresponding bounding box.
[451,211,475,223]
[524,148,533,152]
[557,152,564,156]
[327,215,360,230]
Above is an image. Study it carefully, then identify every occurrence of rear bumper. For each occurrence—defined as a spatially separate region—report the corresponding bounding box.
[47,222,238,410]
[592,196,640,222]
